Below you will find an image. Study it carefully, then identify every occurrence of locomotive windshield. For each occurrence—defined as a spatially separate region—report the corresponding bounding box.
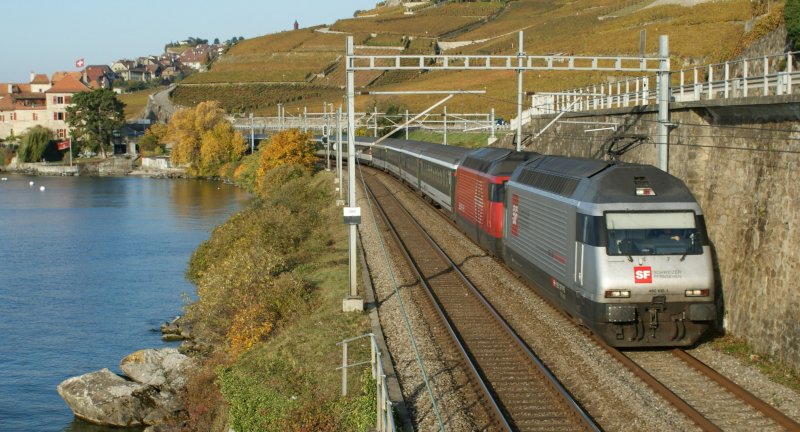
[605,211,703,256]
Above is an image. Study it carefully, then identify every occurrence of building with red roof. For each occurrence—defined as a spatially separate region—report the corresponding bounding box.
[0,73,89,140]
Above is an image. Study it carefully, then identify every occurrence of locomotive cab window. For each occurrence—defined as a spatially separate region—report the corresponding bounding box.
[605,211,703,256]
[488,182,506,203]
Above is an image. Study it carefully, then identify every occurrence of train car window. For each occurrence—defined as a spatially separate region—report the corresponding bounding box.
[605,211,703,256]
[576,214,606,247]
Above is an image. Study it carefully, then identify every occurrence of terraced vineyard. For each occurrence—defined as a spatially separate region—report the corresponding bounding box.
[172,0,776,119]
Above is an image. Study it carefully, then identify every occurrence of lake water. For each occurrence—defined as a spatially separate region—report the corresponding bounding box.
[0,173,249,431]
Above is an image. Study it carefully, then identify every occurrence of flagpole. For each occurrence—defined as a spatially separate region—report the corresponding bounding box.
[69,139,72,167]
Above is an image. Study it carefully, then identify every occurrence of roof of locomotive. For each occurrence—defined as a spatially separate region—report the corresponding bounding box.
[461,147,539,176]
[511,155,697,204]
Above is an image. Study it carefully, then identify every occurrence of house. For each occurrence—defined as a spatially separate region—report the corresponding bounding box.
[126,67,151,82]
[111,60,137,78]
[30,73,51,93]
[179,50,208,71]
[0,74,89,140]
[144,64,162,80]
[83,65,114,89]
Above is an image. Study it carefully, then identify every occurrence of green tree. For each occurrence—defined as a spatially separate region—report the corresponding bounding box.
[65,89,125,158]
[787,0,800,49]
[18,126,53,163]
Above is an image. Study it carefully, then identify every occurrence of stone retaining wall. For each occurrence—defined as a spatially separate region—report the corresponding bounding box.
[522,95,800,368]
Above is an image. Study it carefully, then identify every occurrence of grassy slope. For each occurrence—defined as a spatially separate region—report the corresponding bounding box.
[173,0,764,118]
[118,86,165,120]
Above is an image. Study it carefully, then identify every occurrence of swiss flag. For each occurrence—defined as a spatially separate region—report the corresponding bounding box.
[75,58,85,68]
[57,140,71,151]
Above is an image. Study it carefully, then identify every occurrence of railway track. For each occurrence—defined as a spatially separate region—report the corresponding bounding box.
[362,167,599,431]
[592,335,800,432]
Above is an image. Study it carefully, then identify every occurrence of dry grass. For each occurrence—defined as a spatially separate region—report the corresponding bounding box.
[184,52,340,84]
[331,14,484,37]
[118,87,165,120]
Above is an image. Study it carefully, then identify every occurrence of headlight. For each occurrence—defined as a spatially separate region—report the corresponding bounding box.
[684,289,709,297]
[605,290,631,298]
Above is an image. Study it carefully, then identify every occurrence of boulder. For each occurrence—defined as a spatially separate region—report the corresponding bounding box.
[120,348,191,389]
[57,368,155,427]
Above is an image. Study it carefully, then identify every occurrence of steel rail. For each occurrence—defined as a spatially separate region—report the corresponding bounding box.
[671,349,800,431]
[587,334,723,432]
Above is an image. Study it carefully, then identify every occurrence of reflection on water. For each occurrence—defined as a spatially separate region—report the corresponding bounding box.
[0,173,247,431]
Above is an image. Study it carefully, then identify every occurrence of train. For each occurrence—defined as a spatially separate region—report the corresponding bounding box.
[343,137,717,347]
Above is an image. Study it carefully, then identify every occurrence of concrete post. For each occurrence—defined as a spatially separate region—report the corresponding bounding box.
[657,35,670,172]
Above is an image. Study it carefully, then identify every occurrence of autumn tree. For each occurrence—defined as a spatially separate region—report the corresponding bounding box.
[256,129,316,188]
[65,89,125,158]
[168,101,246,176]
[138,123,168,155]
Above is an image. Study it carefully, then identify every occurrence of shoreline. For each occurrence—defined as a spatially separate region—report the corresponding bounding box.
[2,159,190,178]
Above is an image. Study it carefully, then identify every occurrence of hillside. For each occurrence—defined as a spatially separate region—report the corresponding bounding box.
[172,0,783,119]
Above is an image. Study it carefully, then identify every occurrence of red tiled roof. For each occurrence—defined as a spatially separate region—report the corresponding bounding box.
[85,65,112,82]
[31,74,50,84]
[0,96,13,111]
[46,75,89,93]
[52,71,83,83]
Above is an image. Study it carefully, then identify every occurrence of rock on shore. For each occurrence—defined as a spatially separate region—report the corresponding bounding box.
[57,348,192,427]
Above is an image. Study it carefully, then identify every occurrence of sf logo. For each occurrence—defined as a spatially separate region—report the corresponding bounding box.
[634,266,652,284]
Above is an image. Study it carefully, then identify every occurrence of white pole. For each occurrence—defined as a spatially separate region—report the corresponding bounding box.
[337,104,343,200]
[516,31,524,152]
[249,113,254,154]
[490,108,496,140]
[405,109,409,140]
[346,36,361,305]
[657,35,670,172]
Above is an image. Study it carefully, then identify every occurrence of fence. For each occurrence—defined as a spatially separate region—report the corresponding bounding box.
[532,51,800,116]
[337,333,396,432]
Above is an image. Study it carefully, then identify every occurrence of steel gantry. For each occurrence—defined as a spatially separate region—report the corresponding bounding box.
[346,32,671,168]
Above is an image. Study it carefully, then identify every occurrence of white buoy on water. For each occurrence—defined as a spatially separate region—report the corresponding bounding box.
[29,181,34,187]
[39,186,46,191]
[1,177,7,181]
